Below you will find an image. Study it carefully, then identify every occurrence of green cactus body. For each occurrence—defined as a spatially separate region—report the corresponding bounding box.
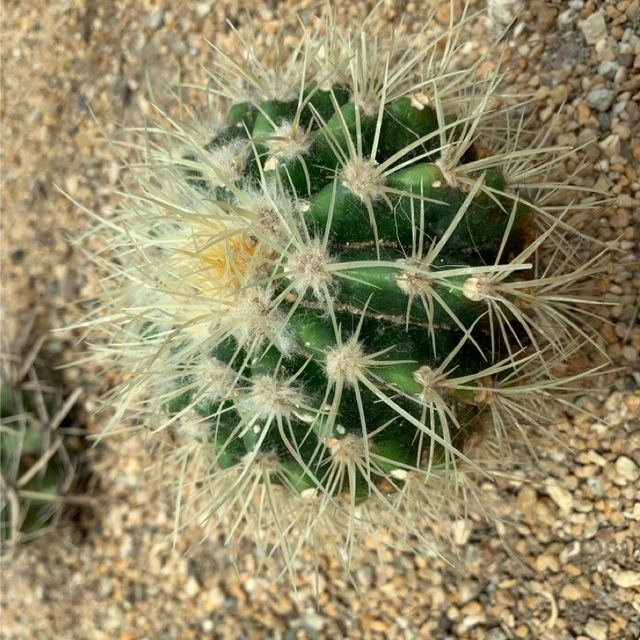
[94,9,610,570]
[156,75,538,503]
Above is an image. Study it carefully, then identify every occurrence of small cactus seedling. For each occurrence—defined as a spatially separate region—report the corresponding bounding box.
[84,6,610,573]
[0,332,83,554]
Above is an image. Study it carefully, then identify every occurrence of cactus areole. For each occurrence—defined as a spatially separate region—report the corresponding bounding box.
[93,10,608,565]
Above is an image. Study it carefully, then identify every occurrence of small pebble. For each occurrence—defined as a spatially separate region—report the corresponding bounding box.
[487,0,524,26]
[536,3,558,30]
[545,479,574,511]
[587,88,615,111]
[599,133,621,157]
[149,8,165,31]
[598,60,620,79]
[615,455,639,482]
[195,3,211,18]
[580,12,608,45]
[559,583,582,600]
[201,620,214,633]
[609,570,640,588]
[584,619,609,640]
[301,610,326,632]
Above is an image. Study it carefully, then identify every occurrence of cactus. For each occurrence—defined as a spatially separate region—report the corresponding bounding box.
[88,7,610,571]
[0,333,83,553]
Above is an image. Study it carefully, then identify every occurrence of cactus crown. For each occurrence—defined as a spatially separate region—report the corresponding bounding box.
[88,6,610,572]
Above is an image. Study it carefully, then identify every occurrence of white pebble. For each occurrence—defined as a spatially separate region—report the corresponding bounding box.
[615,455,639,482]
[609,569,640,588]
[580,12,607,45]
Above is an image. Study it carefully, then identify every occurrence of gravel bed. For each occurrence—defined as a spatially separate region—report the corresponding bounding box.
[1,1,639,638]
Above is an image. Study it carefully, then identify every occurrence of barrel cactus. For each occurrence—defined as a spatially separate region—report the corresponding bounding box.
[1,335,83,554]
[90,9,609,569]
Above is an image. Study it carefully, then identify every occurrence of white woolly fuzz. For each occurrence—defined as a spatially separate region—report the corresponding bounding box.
[204,138,248,186]
[325,339,365,386]
[225,288,292,354]
[394,259,432,298]
[285,238,333,299]
[235,185,298,242]
[263,120,312,164]
[194,357,241,404]
[240,375,307,420]
[172,410,211,444]
[326,433,366,464]
[340,157,385,203]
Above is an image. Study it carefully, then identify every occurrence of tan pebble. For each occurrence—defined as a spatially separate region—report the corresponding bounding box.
[516,485,538,514]
[479,60,496,77]
[536,3,558,30]
[537,499,557,525]
[534,86,550,101]
[615,455,640,482]
[434,4,453,25]
[370,621,389,633]
[458,612,486,633]
[584,451,608,467]
[550,84,570,104]
[457,580,480,604]
[560,583,583,600]
[430,586,446,608]
[616,208,631,227]
[461,600,483,616]
[557,132,577,147]
[203,586,224,610]
[564,564,583,577]
[606,391,624,412]
[609,569,640,588]
[575,463,599,478]
[580,12,607,44]
[595,40,617,62]
[625,394,640,415]
[536,554,560,572]
[611,25,625,39]
[618,194,636,208]
[585,619,609,640]
[184,576,200,597]
[452,519,472,545]
[539,104,554,123]
[577,102,592,124]
[612,122,631,139]
[545,479,574,511]
[599,134,621,157]
[64,175,79,196]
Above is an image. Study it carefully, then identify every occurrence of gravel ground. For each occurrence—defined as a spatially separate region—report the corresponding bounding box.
[1,1,639,638]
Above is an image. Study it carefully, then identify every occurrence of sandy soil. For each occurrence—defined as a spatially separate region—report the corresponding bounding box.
[1,1,639,638]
